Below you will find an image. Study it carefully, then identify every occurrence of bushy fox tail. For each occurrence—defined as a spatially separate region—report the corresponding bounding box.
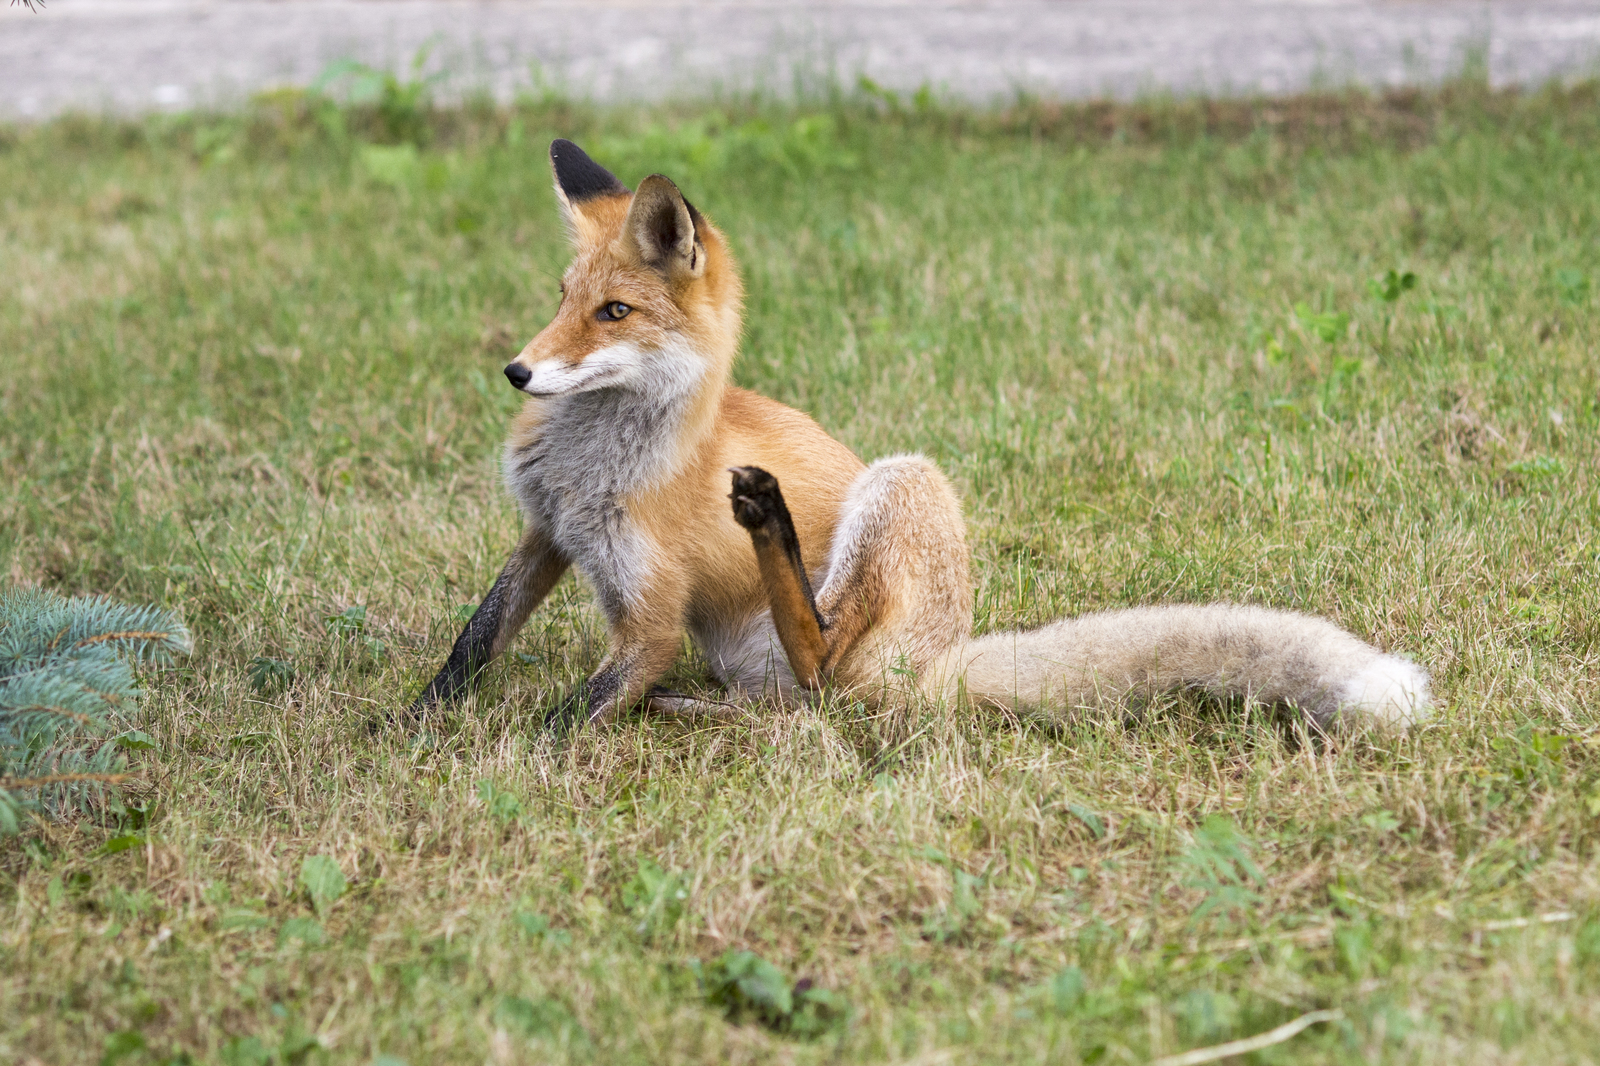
[927,604,1431,730]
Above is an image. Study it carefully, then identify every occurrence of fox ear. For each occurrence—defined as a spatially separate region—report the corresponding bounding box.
[624,174,706,280]
[549,139,629,238]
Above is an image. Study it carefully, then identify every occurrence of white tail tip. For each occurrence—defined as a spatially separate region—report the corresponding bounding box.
[1340,654,1433,728]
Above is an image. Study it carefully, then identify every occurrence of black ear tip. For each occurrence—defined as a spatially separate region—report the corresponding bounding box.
[551,139,630,202]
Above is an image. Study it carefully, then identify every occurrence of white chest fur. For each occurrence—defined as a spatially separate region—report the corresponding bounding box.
[501,349,702,622]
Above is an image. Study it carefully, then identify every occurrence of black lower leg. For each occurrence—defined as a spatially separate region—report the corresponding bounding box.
[544,660,627,734]
[409,567,514,714]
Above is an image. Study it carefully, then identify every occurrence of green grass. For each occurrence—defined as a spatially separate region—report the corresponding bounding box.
[2,80,1599,1064]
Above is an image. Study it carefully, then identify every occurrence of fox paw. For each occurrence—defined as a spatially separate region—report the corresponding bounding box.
[728,466,784,532]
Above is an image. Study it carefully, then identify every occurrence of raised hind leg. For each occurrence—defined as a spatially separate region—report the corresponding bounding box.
[728,456,972,701]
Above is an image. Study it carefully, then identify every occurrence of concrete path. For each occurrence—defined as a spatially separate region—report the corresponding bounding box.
[5,1,1600,119]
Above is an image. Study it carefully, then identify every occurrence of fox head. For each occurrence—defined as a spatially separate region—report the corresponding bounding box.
[503,140,744,400]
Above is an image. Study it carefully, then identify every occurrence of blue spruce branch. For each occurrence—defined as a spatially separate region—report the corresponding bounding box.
[0,586,189,834]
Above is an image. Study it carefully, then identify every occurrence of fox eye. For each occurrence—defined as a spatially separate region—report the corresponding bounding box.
[598,301,632,321]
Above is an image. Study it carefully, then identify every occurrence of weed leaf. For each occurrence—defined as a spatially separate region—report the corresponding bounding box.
[299,854,346,914]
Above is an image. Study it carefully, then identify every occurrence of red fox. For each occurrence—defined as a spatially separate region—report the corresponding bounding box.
[412,139,1432,732]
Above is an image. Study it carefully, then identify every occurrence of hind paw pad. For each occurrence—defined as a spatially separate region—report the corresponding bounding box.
[728,466,784,531]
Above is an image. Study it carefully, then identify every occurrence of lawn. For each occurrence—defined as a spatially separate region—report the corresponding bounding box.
[1,78,1598,1064]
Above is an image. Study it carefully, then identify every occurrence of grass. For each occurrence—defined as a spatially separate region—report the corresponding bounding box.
[1,77,1599,1064]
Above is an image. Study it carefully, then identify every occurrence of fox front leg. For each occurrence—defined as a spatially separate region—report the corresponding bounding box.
[410,527,569,716]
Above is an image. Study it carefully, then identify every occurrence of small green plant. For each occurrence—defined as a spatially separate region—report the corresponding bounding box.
[246,656,294,694]
[1507,454,1565,479]
[1334,917,1378,978]
[1037,966,1087,1016]
[1554,268,1590,306]
[0,587,189,834]
[298,854,347,915]
[1367,269,1418,303]
[278,916,325,947]
[1575,921,1600,964]
[1064,802,1107,840]
[325,605,385,658]
[1367,268,1418,350]
[620,857,689,939]
[1294,301,1361,400]
[358,143,420,189]
[1294,302,1351,343]
[919,847,987,942]
[1490,729,1572,787]
[220,1036,269,1066]
[475,778,524,823]
[324,604,367,636]
[100,1029,147,1065]
[492,994,587,1047]
[1360,810,1401,834]
[1177,816,1265,924]
[312,45,440,147]
[924,867,985,942]
[511,907,572,950]
[855,75,937,117]
[698,950,850,1037]
[1173,989,1241,1042]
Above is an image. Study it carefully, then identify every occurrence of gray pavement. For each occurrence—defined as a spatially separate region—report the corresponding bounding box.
[4,1,1600,119]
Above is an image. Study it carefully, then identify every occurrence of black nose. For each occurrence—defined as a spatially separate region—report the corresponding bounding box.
[504,363,532,390]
